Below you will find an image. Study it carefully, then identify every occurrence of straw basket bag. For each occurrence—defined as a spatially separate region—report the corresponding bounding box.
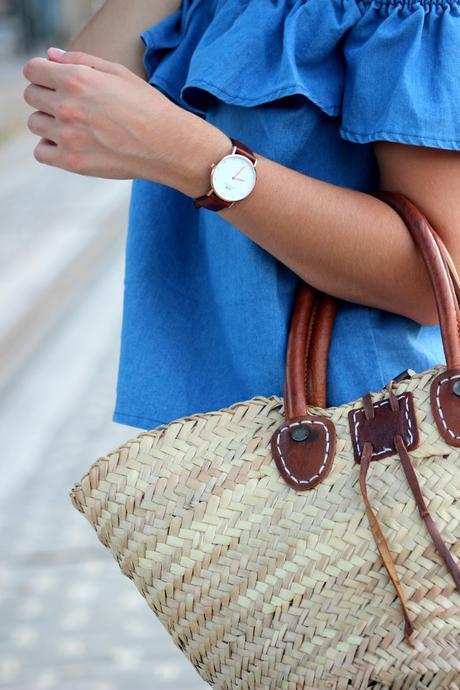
[69,191,460,690]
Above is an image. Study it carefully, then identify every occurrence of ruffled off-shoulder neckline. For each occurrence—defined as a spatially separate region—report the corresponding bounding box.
[141,0,460,150]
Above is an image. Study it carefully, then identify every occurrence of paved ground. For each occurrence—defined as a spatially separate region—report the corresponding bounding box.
[0,58,208,690]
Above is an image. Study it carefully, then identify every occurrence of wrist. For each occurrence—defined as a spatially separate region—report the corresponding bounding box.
[168,115,233,199]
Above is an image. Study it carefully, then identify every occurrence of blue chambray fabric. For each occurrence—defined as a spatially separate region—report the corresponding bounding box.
[112,0,460,430]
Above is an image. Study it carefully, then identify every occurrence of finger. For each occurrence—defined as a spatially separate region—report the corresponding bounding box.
[24,83,59,116]
[47,47,126,76]
[27,111,58,143]
[23,56,64,89]
[33,138,59,167]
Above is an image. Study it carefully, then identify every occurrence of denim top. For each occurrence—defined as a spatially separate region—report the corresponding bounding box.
[113,0,460,430]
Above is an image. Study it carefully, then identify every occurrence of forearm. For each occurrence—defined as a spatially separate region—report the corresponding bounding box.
[24,43,449,326]
[181,131,438,327]
[66,0,181,78]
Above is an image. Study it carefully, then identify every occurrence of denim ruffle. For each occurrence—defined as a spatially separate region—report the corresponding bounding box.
[113,0,456,429]
[141,0,460,149]
[141,0,361,117]
[341,0,460,149]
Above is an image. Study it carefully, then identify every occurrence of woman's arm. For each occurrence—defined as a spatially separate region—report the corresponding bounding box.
[210,143,458,328]
[22,50,460,328]
[66,0,182,78]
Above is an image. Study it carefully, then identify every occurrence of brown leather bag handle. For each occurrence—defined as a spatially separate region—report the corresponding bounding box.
[284,287,335,417]
[378,190,460,366]
[284,285,320,419]
[431,223,460,324]
[283,190,460,419]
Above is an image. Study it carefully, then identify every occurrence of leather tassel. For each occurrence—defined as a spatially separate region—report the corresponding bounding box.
[387,379,460,590]
[394,433,460,591]
[358,440,415,645]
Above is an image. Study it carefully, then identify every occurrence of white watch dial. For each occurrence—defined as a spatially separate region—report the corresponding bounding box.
[211,153,257,202]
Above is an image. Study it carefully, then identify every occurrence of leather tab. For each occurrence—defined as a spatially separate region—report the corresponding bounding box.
[430,367,460,447]
[270,415,336,490]
[348,392,419,464]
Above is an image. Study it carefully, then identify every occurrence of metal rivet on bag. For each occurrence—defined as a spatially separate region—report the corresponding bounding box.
[290,424,310,442]
[452,380,460,396]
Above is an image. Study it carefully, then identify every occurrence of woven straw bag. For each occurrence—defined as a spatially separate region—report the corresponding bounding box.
[69,191,460,690]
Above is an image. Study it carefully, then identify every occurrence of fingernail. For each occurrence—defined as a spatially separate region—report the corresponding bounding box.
[48,47,66,57]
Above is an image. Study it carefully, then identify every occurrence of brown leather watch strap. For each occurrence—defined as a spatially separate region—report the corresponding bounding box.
[193,193,234,211]
[232,138,257,165]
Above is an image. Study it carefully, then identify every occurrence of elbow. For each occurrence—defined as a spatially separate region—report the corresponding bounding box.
[415,300,440,328]
[409,278,442,327]
[419,313,440,328]
[404,290,439,327]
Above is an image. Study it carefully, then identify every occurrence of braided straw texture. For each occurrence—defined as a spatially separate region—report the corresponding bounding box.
[69,363,460,690]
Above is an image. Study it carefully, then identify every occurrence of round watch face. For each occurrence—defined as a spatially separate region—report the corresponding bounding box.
[210,153,257,202]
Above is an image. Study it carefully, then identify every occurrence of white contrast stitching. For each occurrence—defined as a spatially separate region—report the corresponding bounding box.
[275,419,331,486]
[351,394,414,458]
[434,373,460,439]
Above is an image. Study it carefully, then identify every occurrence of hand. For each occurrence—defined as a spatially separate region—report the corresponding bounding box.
[22,48,224,191]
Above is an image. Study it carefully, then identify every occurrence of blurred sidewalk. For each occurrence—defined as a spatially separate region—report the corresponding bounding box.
[0,54,31,145]
[0,59,208,690]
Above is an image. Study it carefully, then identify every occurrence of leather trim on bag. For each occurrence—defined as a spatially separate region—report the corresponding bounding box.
[430,367,460,447]
[348,391,419,464]
[270,415,336,490]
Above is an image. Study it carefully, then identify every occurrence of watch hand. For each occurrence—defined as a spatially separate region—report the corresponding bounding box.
[232,167,245,180]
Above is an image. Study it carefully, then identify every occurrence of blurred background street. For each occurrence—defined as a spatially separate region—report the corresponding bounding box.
[0,2,207,689]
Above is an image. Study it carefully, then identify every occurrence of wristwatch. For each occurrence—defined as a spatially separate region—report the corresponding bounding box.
[193,138,258,211]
